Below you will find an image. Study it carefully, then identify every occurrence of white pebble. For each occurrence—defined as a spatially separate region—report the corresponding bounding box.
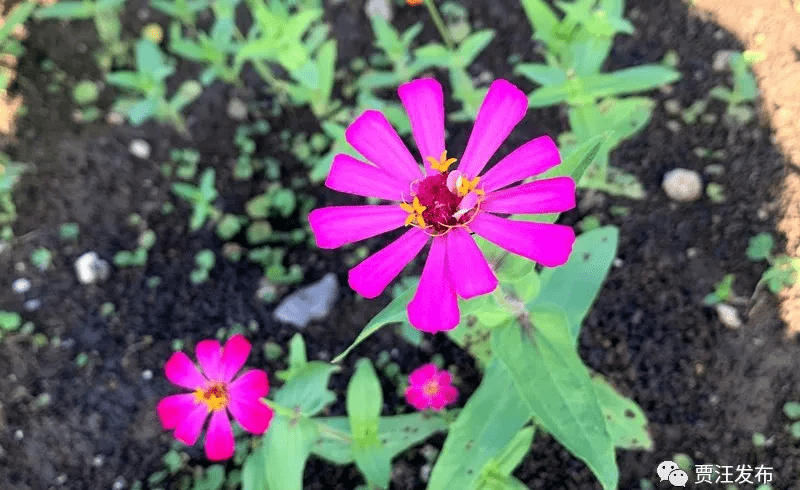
[12,278,30,294]
[141,369,153,380]
[273,273,339,328]
[112,477,126,490]
[715,304,742,329]
[365,0,392,21]
[662,168,703,202]
[14,430,23,440]
[23,299,41,311]
[74,252,111,285]
[712,50,736,72]
[128,139,151,159]
[226,98,248,120]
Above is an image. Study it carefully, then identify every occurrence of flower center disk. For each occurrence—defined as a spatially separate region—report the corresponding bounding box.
[194,382,229,411]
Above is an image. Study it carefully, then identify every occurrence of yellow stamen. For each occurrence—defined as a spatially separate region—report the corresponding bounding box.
[400,196,427,228]
[456,176,481,197]
[427,150,457,173]
[423,380,439,396]
[193,383,229,411]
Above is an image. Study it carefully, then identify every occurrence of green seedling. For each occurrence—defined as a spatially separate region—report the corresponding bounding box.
[114,229,155,268]
[30,247,52,271]
[0,153,27,229]
[36,0,127,71]
[0,310,22,332]
[783,401,800,419]
[245,185,297,220]
[746,233,800,294]
[515,0,679,198]
[100,302,116,317]
[170,147,201,180]
[171,168,220,231]
[59,222,80,241]
[72,80,100,105]
[358,17,426,92]
[216,214,246,241]
[704,273,735,306]
[152,0,209,27]
[168,0,242,87]
[106,40,202,132]
[190,249,215,284]
[706,183,725,203]
[709,52,758,124]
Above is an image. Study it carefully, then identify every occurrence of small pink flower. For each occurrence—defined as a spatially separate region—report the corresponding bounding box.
[309,78,576,333]
[156,335,273,461]
[405,363,458,411]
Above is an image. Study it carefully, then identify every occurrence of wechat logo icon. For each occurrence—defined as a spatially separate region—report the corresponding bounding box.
[657,460,688,487]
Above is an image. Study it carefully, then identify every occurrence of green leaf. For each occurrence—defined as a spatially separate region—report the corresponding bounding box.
[514,63,567,86]
[747,232,774,261]
[540,134,605,184]
[428,359,531,490]
[783,401,800,419]
[519,0,561,53]
[592,375,653,450]
[332,284,416,363]
[250,415,317,490]
[348,359,382,448]
[581,66,680,99]
[274,362,339,417]
[531,226,619,341]
[135,39,168,74]
[312,413,448,465]
[0,1,36,43]
[483,426,535,476]
[0,310,22,331]
[105,72,143,91]
[456,29,495,67]
[34,1,94,20]
[492,315,618,490]
[446,295,513,368]
[127,98,159,125]
[192,464,225,490]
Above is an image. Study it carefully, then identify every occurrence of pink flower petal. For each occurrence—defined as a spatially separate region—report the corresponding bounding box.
[164,351,206,390]
[478,136,561,193]
[481,176,576,215]
[404,385,430,411]
[409,363,438,385]
[220,334,251,382]
[469,213,575,267]
[431,385,458,410]
[174,402,209,446]
[195,340,223,381]
[157,393,200,430]
[229,369,270,400]
[407,238,460,332]
[457,80,529,178]
[445,228,498,299]
[398,78,446,173]
[308,205,408,249]
[348,228,429,298]
[325,154,410,201]
[436,370,452,386]
[228,397,274,435]
[205,410,235,461]
[346,110,424,183]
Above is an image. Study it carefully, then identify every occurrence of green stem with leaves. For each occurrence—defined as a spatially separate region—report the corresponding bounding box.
[263,399,353,444]
[423,0,454,51]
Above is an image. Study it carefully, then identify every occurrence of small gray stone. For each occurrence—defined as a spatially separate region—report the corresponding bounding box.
[365,0,392,22]
[715,303,742,329]
[712,50,737,72]
[75,252,111,285]
[23,299,41,311]
[662,168,703,202]
[12,278,30,294]
[128,139,151,159]
[664,99,681,115]
[227,98,248,121]
[273,273,339,328]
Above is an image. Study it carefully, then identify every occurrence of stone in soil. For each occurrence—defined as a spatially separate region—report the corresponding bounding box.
[662,168,703,202]
[74,252,110,285]
[273,273,339,328]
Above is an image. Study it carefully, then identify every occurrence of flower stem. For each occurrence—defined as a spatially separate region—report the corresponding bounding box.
[424,0,455,51]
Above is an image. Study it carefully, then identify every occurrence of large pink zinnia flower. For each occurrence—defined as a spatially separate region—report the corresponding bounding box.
[309,78,576,332]
[156,334,273,460]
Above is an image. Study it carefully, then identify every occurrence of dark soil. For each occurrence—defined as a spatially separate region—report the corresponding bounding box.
[1,0,799,489]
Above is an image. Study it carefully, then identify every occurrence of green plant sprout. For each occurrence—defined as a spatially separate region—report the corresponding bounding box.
[709,51,758,124]
[170,168,220,231]
[106,39,202,132]
[71,80,102,122]
[35,0,128,71]
[746,232,800,294]
[114,229,156,268]
[358,17,426,91]
[190,249,216,284]
[0,153,27,238]
[30,247,52,271]
[703,273,736,306]
[515,0,680,198]
[151,0,209,28]
[0,0,35,91]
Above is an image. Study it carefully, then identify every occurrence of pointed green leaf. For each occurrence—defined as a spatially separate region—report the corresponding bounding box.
[248,415,317,490]
[333,284,416,363]
[492,314,618,490]
[428,359,531,490]
[581,66,680,99]
[592,375,653,450]
[456,29,495,67]
[532,226,619,341]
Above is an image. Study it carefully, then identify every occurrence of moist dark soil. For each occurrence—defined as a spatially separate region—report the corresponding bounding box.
[1,0,798,489]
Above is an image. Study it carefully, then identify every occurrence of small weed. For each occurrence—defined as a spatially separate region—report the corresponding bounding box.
[190,249,216,284]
